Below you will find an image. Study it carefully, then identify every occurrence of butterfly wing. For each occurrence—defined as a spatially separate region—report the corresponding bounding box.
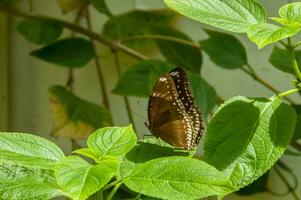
[147,73,194,149]
[169,67,204,147]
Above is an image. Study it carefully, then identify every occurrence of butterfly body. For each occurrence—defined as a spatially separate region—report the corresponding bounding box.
[147,67,204,150]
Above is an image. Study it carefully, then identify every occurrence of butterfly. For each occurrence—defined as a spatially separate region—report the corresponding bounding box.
[146,67,204,150]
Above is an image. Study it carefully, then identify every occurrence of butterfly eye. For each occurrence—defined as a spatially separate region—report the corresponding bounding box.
[147,67,204,150]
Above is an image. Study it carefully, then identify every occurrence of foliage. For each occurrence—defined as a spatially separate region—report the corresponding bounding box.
[48,85,112,139]
[1,0,301,200]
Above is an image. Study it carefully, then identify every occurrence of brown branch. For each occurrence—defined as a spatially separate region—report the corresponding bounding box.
[66,5,85,150]
[241,67,296,104]
[0,6,147,60]
[274,166,300,200]
[1,6,297,104]
[121,34,200,48]
[84,6,111,113]
[112,50,136,131]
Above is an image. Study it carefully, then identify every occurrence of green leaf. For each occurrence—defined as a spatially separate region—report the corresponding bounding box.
[57,0,86,14]
[279,2,301,24]
[88,0,112,16]
[200,29,247,69]
[269,45,301,75]
[0,163,63,199]
[73,148,103,162]
[102,9,176,48]
[31,38,94,68]
[247,23,300,49]
[17,19,63,45]
[112,60,173,97]
[236,171,269,195]
[123,157,233,199]
[48,85,112,139]
[152,26,202,73]
[55,156,119,200]
[164,0,266,33]
[87,125,137,157]
[0,132,65,169]
[204,96,296,189]
[0,0,20,5]
[292,105,301,141]
[120,138,196,178]
[188,73,217,117]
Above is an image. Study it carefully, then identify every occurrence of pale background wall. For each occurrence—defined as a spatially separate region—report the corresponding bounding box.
[0,0,300,199]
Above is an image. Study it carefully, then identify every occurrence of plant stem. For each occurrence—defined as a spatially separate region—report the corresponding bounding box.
[274,166,300,200]
[241,66,296,104]
[278,88,299,98]
[105,183,121,200]
[121,34,199,48]
[0,6,147,60]
[0,7,297,104]
[112,51,136,131]
[287,38,301,81]
[66,5,85,151]
[27,0,33,12]
[84,6,111,114]
[291,141,301,151]
[102,180,122,191]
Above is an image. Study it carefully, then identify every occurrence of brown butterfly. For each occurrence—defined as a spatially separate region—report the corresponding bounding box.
[146,67,204,150]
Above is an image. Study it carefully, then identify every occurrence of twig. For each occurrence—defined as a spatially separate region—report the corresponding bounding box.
[241,67,296,104]
[278,88,299,98]
[84,6,111,113]
[0,6,147,60]
[27,0,33,12]
[112,51,136,131]
[0,6,297,104]
[105,183,121,200]
[66,5,85,151]
[287,38,301,81]
[121,34,200,48]
[274,166,300,200]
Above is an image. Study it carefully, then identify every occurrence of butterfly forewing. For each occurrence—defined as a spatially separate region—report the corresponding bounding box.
[147,73,194,149]
[147,67,204,149]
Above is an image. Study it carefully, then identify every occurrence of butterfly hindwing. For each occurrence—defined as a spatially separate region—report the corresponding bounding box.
[169,67,204,147]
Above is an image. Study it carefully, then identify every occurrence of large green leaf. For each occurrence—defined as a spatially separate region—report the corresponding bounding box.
[269,45,301,75]
[31,38,94,68]
[17,19,63,45]
[123,157,233,199]
[188,73,217,117]
[279,2,301,24]
[204,96,296,189]
[152,26,202,73]
[102,10,176,48]
[120,138,196,178]
[48,85,112,139]
[87,125,137,157]
[112,60,173,97]
[200,29,247,69]
[236,171,269,195]
[55,156,119,200]
[0,132,65,169]
[88,0,112,16]
[292,105,301,141]
[0,163,63,199]
[247,23,300,49]
[164,0,266,33]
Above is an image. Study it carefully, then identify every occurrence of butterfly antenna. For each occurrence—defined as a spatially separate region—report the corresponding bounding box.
[125,105,147,122]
